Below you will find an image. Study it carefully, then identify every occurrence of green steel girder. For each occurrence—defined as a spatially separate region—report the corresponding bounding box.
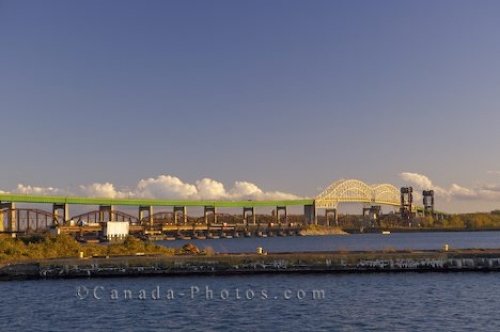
[0,193,314,208]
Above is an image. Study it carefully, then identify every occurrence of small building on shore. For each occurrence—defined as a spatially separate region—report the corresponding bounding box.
[103,221,129,240]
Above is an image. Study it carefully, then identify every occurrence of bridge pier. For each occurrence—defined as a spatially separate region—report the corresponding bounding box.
[53,203,69,225]
[243,207,255,225]
[325,208,337,226]
[204,206,217,224]
[0,202,16,232]
[99,205,113,222]
[362,206,371,220]
[174,206,187,224]
[362,206,381,222]
[276,206,287,223]
[8,203,15,233]
[139,205,154,226]
[304,204,315,225]
[400,187,414,221]
[423,190,435,216]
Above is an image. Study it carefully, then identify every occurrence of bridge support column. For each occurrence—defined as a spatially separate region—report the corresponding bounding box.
[423,190,435,216]
[53,203,69,225]
[0,203,17,232]
[204,206,217,224]
[304,204,315,225]
[243,207,255,225]
[9,204,16,234]
[400,187,414,222]
[139,206,154,226]
[369,206,381,226]
[0,202,16,232]
[325,208,337,227]
[276,206,287,223]
[174,206,187,224]
[99,205,113,222]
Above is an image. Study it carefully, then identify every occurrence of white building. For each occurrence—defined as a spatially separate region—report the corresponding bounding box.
[103,221,129,240]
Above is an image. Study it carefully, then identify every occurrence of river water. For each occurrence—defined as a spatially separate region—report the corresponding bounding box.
[159,230,500,253]
[2,231,500,331]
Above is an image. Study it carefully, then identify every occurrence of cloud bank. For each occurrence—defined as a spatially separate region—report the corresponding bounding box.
[15,184,65,196]
[8,172,499,203]
[399,172,500,201]
[2,175,301,201]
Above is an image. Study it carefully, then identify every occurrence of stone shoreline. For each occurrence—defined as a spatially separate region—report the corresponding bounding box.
[3,249,500,280]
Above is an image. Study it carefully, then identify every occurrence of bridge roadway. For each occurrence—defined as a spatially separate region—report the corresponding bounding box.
[0,193,314,208]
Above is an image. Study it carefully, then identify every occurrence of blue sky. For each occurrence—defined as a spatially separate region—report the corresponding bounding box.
[1,0,500,212]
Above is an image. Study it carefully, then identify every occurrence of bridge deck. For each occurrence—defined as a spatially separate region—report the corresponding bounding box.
[0,194,314,208]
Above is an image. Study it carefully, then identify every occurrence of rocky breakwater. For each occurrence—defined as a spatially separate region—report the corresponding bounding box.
[3,249,500,280]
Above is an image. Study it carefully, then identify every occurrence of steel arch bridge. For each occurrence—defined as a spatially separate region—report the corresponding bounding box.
[0,208,56,233]
[71,210,139,224]
[315,179,400,208]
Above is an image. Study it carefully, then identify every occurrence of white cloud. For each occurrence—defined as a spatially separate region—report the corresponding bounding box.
[78,182,129,199]
[38,174,299,201]
[14,184,64,196]
[136,175,199,199]
[131,176,300,200]
[480,184,500,192]
[225,181,300,200]
[400,172,500,201]
[261,191,301,200]
[399,172,433,189]
[195,178,226,199]
[448,184,477,199]
[0,174,301,201]
[399,172,448,196]
[229,181,263,199]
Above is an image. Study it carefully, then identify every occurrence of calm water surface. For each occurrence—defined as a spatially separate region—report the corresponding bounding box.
[2,232,500,331]
[1,273,500,331]
[159,231,500,253]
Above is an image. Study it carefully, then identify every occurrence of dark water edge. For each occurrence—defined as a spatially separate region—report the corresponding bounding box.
[346,227,500,233]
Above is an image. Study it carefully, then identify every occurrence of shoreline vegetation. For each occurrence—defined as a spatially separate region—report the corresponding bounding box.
[0,226,349,265]
[307,210,500,232]
[298,225,348,236]
[0,234,189,266]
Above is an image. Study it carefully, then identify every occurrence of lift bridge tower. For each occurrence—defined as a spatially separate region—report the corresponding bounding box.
[423,190,435,216]
[400,187,413,221]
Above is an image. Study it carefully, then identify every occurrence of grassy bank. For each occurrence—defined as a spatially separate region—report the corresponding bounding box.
[299,225,347,236]
[0,234,179,266]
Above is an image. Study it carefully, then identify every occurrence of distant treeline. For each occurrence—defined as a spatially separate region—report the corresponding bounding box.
[378,211,500,230]
[309,210,500,230]
[421,211,500,230]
